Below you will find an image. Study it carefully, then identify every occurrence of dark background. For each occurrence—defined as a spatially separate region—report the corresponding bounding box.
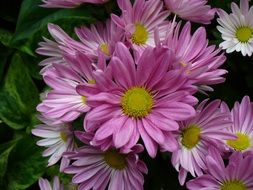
[0,0,252,189]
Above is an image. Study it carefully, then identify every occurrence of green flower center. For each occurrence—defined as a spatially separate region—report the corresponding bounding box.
[227,132,251,151]
[236,27,253,42]
[121,87,153,118]
[132,23,149,45]
[221,180,247,190]
[181,125,201,149]
[99,43,110,55]
[104,150,127,170]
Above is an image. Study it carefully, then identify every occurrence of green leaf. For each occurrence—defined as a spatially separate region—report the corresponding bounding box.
[0,53,39,130]
[0,45,12,82]
[4,53,40,110]
[0,92,31,130]
[0,28,13,47]
[0,139,19,184]
[6,136,47,190]
[11,0,107,56]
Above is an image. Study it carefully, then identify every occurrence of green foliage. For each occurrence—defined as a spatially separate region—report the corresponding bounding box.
[0,139,19,184]
[5,136,47,190]
[0,28,13,47]
[0,53,39,130]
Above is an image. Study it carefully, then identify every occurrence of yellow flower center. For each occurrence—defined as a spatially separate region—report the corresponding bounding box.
[60,132,68,142]
[131,23,149,45]
[181,125,201,149]
[88,79,96,84]
[236,27,253,42]
[99,43,110,55]
[121,87,153,118]
[221,180,247,190]
[81,96,87,104]
[227,132,251,151]
[104,149,127,170]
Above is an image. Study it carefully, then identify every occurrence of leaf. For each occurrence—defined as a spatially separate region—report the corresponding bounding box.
[20,53,42,80]
[11,0,108,56]
[0,92,30,130]
[0,53,39,130]
[0,139,19,184]
[5,136,47,190]
[0,45,11,82]
[0,28,13,47]
[0,123,13,144]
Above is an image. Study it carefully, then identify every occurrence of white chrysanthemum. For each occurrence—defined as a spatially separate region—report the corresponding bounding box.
[32,116,75,171]
[217,0,253,56]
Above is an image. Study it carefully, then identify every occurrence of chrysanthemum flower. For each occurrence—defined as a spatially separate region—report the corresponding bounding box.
[75,19,123,59]
[64,142,148,190]
[217,0,253,56]
[37,20,121,74]
[77,42,197,157]
[163,22,227,92]
[37,52,93,124]
[32,117,75,171]
[164,0,215,24]
[39,176,64,190]
[37,23,86,73]
[171,100,235,185]
[112,0,170,54]
[222,96,253,154]
[187,149,253,190]
[41,0,110,8]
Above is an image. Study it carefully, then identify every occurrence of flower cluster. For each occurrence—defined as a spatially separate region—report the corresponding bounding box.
[33,0,253,189]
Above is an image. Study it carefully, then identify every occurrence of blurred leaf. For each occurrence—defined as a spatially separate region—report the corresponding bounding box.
[0,45,11,83]
[0,28,13,47]
[0,53,39,129]
[11,0,108,56]
[5,135,47,190]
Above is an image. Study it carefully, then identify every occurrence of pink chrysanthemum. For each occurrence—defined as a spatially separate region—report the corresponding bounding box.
[112,0,171,54]
[77,42,197,157]
[32,117,75,171]
[39,176,64,190]
[163,22,227,92]
[187,149,253,190]
[74,19,123,59]
[64,135,148,190]
[41,0,110,8]
[171,100,235,185]
[37,23,86,73]
[37,52,94,124]
[222,96,253,154]
[37,20,122,73]
[164,0,215,24]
